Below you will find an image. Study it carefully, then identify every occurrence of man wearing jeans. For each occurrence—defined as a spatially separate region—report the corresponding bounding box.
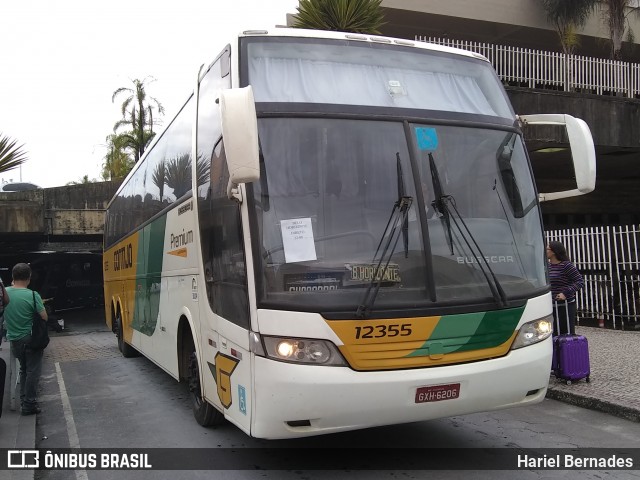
[5,263,48,415]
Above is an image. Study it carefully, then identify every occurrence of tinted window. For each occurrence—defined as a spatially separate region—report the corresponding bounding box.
[105,96,194,247]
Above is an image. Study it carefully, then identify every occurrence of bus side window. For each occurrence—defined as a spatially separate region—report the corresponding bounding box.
[201,139,250,328]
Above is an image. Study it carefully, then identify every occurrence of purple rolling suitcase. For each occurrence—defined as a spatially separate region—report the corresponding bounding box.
[553,301,590,385]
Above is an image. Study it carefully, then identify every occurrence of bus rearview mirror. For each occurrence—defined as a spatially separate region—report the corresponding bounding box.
[220,86,260,199]
[519,114,596,202]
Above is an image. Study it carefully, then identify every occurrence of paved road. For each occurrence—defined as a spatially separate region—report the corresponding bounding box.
[2,308,640,479]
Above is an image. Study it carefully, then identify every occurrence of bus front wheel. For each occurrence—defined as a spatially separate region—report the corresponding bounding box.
[187,348,224,427]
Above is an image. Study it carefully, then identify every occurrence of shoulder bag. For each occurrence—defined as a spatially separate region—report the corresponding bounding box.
[28,291,49,350]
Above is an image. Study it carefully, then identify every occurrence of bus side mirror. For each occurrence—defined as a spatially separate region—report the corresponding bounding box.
[220,86,260,200]
[519,114,596,202]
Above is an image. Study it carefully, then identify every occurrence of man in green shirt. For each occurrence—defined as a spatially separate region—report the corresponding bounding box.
[0,276,9,345]
[5,263,48,415]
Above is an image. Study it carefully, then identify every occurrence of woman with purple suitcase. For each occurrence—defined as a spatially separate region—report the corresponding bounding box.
[547,241,590,384]
[547,241,584,335]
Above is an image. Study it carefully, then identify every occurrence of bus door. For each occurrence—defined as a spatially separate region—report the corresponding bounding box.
[198,188,253,432]
[195,46,251,430]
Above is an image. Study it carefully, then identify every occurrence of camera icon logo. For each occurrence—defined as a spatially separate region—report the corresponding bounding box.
[7,450,39,469]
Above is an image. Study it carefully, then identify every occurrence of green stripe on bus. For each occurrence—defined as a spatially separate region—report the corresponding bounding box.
[405,306,525,357]
[132,215,167,336]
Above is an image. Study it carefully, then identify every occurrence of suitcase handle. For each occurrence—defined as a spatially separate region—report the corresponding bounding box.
[553,300,571,335]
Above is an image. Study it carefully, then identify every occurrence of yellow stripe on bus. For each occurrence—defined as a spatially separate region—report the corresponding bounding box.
[103,232,140,344]
[326,317,517,371]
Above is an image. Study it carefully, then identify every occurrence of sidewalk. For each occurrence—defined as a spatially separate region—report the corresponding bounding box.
[0,339,36,480]
[0,323,638,457]
[546,325,640,422]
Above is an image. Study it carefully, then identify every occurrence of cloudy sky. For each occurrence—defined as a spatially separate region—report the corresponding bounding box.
[0,0,298,187]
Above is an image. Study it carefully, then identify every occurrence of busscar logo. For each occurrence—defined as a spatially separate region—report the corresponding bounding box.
[177,201,193,216]
[8,450,39,468]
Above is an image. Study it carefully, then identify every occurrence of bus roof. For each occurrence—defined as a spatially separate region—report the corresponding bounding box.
[238,27,490,63]
[107,28,492,209]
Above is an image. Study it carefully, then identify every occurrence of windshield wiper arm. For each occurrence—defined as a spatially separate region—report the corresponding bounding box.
[355,154,412,319]
[429,153,508,307]
[429,153,454,255]
[397,152,409,259]
[356,194,413,319]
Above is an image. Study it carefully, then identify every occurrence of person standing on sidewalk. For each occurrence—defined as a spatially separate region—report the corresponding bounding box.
[0,275,9,346]
[4,263,48,415]
[547,241,584,336]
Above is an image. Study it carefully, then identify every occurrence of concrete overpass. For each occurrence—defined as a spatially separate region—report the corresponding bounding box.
[0,180,122,254]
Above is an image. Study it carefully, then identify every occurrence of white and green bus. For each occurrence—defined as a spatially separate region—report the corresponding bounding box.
[103,28,596,439]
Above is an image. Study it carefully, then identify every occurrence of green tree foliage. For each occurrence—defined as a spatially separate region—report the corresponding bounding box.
[112,77,164,163]
[164,154,209,199]
[151,160,166,201]
[292,0,385,34]
[600,0,640,59]
[539,0,598,55]
[0,133,28,174]
[66,175,96,185]
[101,133,134,180]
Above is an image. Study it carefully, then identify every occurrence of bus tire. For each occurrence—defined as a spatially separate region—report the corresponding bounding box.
[187,346,224,427]
[115,309,138,358]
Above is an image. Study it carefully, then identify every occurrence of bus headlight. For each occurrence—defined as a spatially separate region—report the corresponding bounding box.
[261,336,347,366]
[510,316,553,350]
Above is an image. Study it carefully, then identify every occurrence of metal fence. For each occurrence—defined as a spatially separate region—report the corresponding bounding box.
[547,226,640,329]
[418,36,640,98]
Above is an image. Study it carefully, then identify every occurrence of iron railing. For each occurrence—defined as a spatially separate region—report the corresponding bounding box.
[418,36,640,98]
[547,225,640,329]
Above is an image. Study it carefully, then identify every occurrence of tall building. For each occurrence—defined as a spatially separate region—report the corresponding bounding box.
[287,1,640,228]
[381,0,640,62]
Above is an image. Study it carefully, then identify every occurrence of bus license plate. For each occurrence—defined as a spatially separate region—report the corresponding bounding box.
[415,383,460,403]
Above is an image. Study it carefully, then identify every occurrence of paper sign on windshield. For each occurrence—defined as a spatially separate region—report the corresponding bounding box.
[281,218,317,263]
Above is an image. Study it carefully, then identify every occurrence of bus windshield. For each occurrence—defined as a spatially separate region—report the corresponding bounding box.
[250,118,546,315]
[245,37,513,119]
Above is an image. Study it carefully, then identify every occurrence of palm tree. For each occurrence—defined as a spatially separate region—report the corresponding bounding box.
[539,0,598,55]
[165,154,192,199]
[600,0,640,59]
[101,133,134,180]
[152,160,166,201]
[292,0,386,34]
[0,133,28,174]
[112,77,164,162]
[165,154,209,199]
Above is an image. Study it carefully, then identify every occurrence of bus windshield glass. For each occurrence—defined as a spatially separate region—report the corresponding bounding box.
[250,118,546,313]
[246,37,513,119]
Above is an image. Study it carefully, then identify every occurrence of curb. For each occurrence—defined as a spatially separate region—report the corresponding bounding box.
[546,387,640,423]
[11,414,36,480]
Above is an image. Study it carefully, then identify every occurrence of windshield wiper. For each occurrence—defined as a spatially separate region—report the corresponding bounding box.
[397,152,409,259]
[429,153,508,307]
[496,133,536,218]
[356,153,412,319]
[429,153,454,255]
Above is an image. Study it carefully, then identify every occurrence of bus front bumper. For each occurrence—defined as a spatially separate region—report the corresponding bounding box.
[250,336,551,439]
